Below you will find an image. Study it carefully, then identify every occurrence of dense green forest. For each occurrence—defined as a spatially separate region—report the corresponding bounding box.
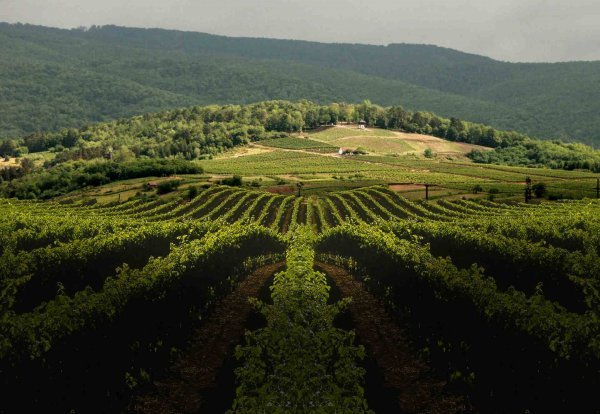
[2,101,599,199]
[1,23,599,146]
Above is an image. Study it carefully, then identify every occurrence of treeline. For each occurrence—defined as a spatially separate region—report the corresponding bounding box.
[3,100,599,170]
[0,102,296,159]
[1,101,600,199]
[468,140,600,172]
[2,23,600,146]
[0,159,202,200]
[0,100,534,159]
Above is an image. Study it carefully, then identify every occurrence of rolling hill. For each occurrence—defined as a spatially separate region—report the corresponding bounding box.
[1,23,599,146]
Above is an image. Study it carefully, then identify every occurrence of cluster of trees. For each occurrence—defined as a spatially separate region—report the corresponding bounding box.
[155,179,182,195]
[0,158,34,183]
[0,103,297,161]
[468,140,600,172]
[0,100,532,162]
[0,159,202,199]
[351,101,530,148]
[0,166,24,183]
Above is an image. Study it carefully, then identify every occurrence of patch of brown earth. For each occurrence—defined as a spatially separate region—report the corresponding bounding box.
[389,184,427,192]
[318,262,466,414]
[265,185,295,194]
[132,262,284,414]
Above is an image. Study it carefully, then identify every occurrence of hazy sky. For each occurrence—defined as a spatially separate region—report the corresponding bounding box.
[2,0,600,62]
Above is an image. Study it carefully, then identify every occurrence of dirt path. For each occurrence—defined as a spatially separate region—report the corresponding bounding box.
[132,262,284,413]
[317,262,466,414]
[251,142,344,159]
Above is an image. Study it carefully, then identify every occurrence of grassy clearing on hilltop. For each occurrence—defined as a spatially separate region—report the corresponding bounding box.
[188,125,599,201]
[304,125,491,157]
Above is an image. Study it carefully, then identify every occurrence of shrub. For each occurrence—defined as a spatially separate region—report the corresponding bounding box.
[472,185,484,194]
[221,175,243,187]
[532,183,547,198]
[156,180,182,194]
[187,185,199,199]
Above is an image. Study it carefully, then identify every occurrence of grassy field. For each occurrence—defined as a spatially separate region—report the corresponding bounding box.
[0,152,53,169]
[258,136,337,152]
[304,126,488,156]
[190,126,600,201]
[307,126,396,141]
[0,158,19,169]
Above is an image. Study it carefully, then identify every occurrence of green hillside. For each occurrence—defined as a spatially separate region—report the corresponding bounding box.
[1,23,599,145]
[2,101,599,200]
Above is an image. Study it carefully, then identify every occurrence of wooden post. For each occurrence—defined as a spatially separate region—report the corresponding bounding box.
[425,184,430,201]
[596,178,599,199]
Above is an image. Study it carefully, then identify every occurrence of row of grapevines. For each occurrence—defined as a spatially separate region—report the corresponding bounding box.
[271,195,294,232]
[360,187,419,220]
[285,197,303,234]
[0,220,218,313]
[313,197,332,231]
[257,195,282,226]
[0,212,146,254]
[337,193,373,222]
[351,190,393,220]
[239,193,270,222]
[233,226,369,412]
[0,223,285,412]
[317,223,599,412]
[0,223,283,360]
[385,220,600,313]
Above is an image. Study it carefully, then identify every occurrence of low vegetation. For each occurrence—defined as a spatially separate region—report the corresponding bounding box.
[0,185,598,412]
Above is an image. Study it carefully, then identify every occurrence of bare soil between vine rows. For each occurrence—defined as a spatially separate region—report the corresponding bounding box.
[132,262,284,413]
[318,262,466,414]
[133,261,465,413]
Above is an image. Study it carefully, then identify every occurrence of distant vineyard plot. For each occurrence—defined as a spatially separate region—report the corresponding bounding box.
[193,125,600,200]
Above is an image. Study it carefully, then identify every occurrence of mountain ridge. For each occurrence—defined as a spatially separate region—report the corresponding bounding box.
[1,22,599,146]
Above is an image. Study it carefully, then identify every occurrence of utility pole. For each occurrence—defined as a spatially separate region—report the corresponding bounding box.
[296,182,304,197]
[425,184,430,201]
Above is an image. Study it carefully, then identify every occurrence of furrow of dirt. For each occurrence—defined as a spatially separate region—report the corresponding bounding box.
[133,262,284,413]
[318,262,466,414]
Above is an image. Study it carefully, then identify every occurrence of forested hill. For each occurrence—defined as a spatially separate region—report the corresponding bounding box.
[1,22,600,146]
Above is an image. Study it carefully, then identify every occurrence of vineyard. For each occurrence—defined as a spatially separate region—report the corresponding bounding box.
[1,186,599,413]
